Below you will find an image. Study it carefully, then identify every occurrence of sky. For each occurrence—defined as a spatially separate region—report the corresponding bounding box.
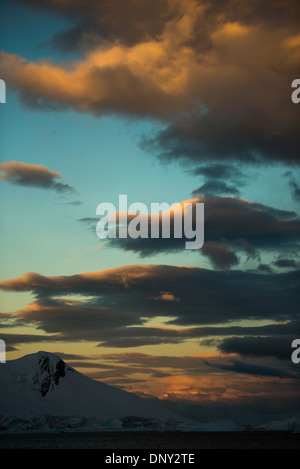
[0,0,300,422]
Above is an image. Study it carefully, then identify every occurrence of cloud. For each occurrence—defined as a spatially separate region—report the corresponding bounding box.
[207,358,297,379]
[0,161,77,194]
[274,258,299,269]
[79,217,100,234]
[99,352,211,375]
[0,332,65,347]
[218,335,300,361]
[201,241,239,270]
[3,318,299,351]
[153,291,181,302]
[1,261,298,393]
[283,171,300,201]
[190,164,246,181]
[1,0,300,165]
[189,163,250,197]
[89,195,300,268]
[0,265,299,340]
[14,0,172,49]
[0,47,185,118]
[192,180,241,197]
[289,180,300,201]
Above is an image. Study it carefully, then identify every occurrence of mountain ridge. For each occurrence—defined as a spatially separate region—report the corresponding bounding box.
[1,351,299,434]
[0,351,186,428]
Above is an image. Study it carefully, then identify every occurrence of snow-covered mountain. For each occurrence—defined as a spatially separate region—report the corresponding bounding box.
[0,351,188,432]
[1,351,299,434]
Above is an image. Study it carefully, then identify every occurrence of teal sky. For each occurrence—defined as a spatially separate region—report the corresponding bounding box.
[1,86,298,309]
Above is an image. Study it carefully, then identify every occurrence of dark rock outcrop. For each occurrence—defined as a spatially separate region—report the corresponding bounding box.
[34,354,66,397]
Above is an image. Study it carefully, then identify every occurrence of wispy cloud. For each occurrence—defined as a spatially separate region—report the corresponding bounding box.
[283,170,300,201]
[0,161,78,195]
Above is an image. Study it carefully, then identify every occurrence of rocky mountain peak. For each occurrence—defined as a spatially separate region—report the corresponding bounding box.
[34,352,68,397]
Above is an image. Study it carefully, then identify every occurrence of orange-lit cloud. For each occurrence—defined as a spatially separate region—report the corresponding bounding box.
[153,292,181,302]
[0,264,299,350]
[82,351,300,414]
[84,195,300,269]
[1,0,300,164]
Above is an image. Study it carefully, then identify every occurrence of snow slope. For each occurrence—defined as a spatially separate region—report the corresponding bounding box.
[1,352,299,433]
[0,351,183,427]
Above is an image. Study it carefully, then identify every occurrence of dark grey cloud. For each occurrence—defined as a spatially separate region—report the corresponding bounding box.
[0,332,65,347]
[283,171,300,202]
[89,195,300,269]
[257,263,274,273]
[79,217,99,233]
[218,335,300,361]
[3,315,299,350]
[60,200,83,206]
[0,265,299,334]
[274,258,299,269]
[289,180,300,202]
[140,108,300,166]
[189,164,246,181]
[13,0,300,51]
[192,180,240,197]
[41,21,101,55]
[201,241,239,270]
[207,358,297,379]
[189,163,250,197]
[13,0,171,49]
[0,161,77,195]
[1,262,299,386]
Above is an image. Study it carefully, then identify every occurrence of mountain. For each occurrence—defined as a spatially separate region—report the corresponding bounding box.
[1,352,299,434]
[0,351,189,432]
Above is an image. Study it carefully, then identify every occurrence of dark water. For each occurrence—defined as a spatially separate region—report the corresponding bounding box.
[0,431,299,449]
